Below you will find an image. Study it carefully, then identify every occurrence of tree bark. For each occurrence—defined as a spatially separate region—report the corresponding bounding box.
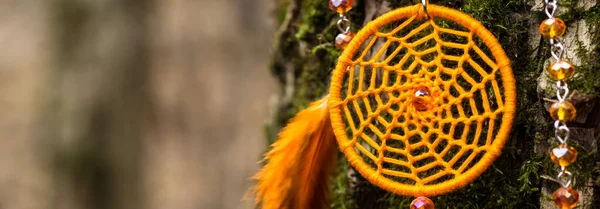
[268,0,600,208]
[48,1,154,208]
[45,1,277,209]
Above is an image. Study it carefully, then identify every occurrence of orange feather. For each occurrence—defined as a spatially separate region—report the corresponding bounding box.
[254,95,337,209]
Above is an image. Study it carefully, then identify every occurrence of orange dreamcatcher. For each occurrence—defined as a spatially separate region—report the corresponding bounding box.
[253,1,518,208]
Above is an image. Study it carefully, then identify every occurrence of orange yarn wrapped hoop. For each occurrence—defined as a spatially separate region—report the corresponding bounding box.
[328,4,516,197]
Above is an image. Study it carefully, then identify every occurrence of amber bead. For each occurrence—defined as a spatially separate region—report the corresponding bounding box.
[553,187,579,209]
[548,60,575,80]
[550,144,577,167]
[540,18,566,38]
[410,196,435,209]
[549,101,576,121]
[335,32,354,50]
[329,0,354,14]
[413,87,432,111]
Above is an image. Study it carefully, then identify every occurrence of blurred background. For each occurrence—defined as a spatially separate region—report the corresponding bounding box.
[0,0,276,209]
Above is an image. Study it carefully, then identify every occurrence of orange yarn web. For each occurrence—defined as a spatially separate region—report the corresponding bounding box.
[328,4,516,197]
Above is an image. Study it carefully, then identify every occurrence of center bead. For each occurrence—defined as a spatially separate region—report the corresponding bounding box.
[413,87,432,111]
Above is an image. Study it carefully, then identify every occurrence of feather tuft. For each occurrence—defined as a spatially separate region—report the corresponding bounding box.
[253,95,337,209]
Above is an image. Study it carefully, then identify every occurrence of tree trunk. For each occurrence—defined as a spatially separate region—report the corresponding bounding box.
[48,1,154,208]
[45,1,276,209]
[268,0,600,208]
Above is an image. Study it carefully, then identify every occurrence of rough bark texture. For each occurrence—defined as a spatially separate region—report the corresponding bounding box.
[268,0,600,208]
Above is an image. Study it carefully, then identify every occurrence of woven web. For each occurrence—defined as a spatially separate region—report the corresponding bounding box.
[334,14,511,188]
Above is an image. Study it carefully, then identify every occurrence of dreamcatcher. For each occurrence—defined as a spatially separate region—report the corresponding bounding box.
[253,0,580,208]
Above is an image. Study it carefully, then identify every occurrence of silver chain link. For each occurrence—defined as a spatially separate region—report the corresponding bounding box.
[557,167,574,188]
[554,120,570,144]
[550,40,565,61]
[545,0,558,18]
[556,80,569,102]
[422,0,430,19]
[337,14,351,34]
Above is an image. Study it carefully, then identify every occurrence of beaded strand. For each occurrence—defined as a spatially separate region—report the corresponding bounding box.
[539,1,580,208]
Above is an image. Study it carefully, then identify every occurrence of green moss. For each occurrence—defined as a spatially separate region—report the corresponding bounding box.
[332,154,356,209]
[554,0,600,96]
[275,0,289,26]
[268,0,600,208]
[354,1,543,207]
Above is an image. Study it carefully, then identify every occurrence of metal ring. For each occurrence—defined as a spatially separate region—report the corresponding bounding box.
[422,0,429,19]
[556,80,569,102]
[545,3,557,19]
[556,80,568,89]
[556,89,569,102]
[337,16,351,34]
[554,120,569,131]
[557,168,574,188]
[551,41,565,61]
[554,120,570,144]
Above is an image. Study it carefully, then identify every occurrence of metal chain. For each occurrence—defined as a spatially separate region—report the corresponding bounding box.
[550,40,565,61]
[554,120,570,144]
[545,0,558,18]
[545,0,574,189]
[422,0,430,19]
[556,80,569,102]
[557,167,574,188]
[337,14,351,34]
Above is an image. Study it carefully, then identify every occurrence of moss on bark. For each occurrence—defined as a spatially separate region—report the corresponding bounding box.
[267,0,600,208]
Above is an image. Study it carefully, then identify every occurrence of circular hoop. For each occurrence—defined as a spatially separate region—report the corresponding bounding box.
[328,4,516,197]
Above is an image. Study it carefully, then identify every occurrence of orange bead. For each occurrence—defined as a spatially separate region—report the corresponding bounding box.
[549,101,576,121]
[410,196,435,209]
[540,18,566,38]
[548,60,575,80]
[329,0,354,14]
[550,144,577,167]
[335,32,354,50]
[412,87,432,111]
[553,187,579,209]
